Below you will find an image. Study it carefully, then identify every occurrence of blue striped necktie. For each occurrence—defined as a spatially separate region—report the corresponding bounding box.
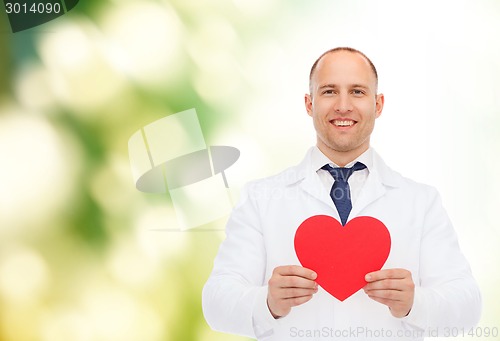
[321,162,367,226]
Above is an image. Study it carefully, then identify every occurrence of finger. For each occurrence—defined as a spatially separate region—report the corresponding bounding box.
[366,294,396,307]
[274,265,317,280]
[364,278,407,291]
[277,287,318,300]
[365,293,412,318]
[364,276,415,292]
[269,275,317,293]
[364,289,405,302]
[284,294,314,308]
[365,268,410,282]
[281,275,318,289]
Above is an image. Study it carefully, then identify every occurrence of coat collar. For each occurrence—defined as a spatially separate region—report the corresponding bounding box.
[281,147,403,219]
[283,147,402,187]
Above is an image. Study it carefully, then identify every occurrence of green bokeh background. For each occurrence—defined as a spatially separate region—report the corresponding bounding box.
[0,0,499,340]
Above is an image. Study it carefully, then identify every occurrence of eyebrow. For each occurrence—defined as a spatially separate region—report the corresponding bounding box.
[318,84,370,90]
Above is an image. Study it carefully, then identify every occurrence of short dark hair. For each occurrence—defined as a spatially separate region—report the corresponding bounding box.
[308,47,378,93]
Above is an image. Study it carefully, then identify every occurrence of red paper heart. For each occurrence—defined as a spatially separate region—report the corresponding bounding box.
[294,215,391,301]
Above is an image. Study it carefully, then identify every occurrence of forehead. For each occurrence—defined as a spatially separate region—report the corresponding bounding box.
[313,51,376,89]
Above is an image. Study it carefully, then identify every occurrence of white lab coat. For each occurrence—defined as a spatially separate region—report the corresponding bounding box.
[202,147,481,340]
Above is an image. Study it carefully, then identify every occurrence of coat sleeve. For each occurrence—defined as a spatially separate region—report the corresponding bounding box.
[402,187,482,334]
[202,182,278,339]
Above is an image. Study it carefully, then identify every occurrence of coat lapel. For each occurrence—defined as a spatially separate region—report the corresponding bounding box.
[286,147,337,214]
[299,171,334,210]
[349,171,386,219]
[349,149,402,221]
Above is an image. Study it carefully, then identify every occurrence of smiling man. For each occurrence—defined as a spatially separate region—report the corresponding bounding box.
[306,49,383,166]
[203,47,481,340]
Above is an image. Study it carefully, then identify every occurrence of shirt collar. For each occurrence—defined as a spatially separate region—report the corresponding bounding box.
[311,146,374,171]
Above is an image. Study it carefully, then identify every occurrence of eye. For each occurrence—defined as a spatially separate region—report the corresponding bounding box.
[322,89,336,95]
[352,89,366,96]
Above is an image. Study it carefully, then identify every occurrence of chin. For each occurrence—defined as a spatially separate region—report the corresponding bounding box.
[327,141,357,152]
[328,140,367,154]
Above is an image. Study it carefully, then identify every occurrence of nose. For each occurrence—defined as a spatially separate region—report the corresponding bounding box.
[334,93,353,114]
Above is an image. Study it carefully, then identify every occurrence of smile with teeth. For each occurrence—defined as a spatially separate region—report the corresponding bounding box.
[331,119,356,127]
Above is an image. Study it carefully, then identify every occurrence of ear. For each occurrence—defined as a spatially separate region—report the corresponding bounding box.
[375,93,384,118]
[305,93,313,117]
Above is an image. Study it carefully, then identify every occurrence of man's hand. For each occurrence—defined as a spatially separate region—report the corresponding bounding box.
[363,268,415,318]
[267,265,318,319]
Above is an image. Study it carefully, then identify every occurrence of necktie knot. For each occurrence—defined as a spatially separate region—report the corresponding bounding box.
[322,162,367,182]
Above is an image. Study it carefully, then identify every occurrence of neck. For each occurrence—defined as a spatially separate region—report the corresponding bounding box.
[317,143,369,167]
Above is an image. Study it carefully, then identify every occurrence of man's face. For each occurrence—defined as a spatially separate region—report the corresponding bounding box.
[305,51,384,159]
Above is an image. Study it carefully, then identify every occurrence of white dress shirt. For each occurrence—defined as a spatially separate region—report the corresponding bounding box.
[313,146,372,208]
